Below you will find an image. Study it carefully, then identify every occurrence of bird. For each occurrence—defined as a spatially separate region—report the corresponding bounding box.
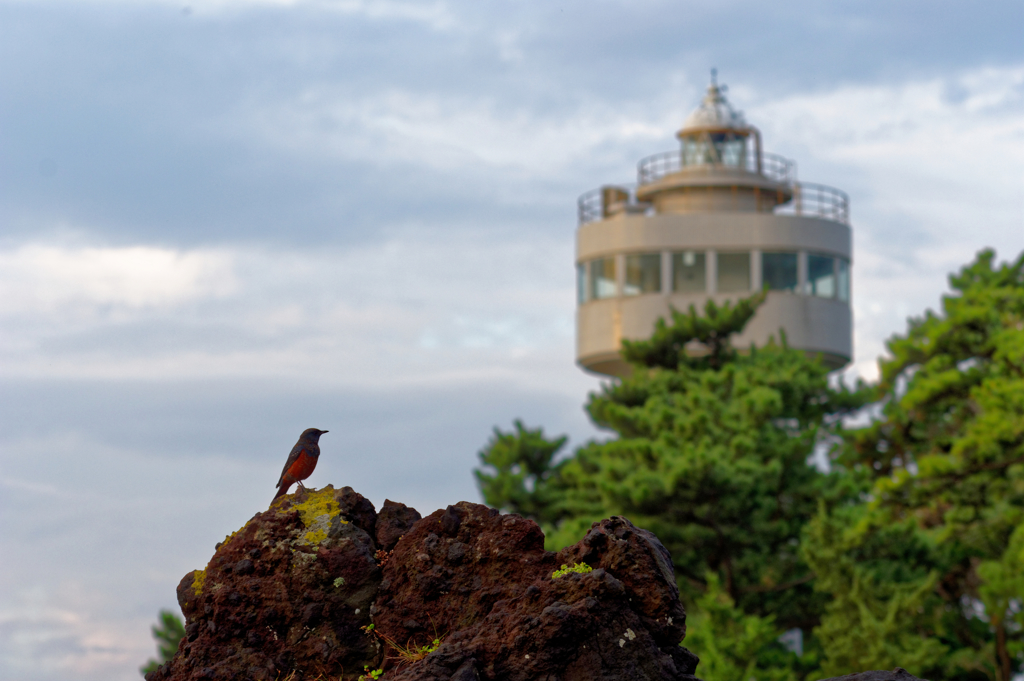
[272,428,329,502]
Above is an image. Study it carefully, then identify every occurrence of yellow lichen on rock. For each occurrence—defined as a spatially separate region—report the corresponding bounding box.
[284,487,349,546]
[192,568,206,596]
[299,520,330,546]
[221,519,253,548]
[293,488,339,527]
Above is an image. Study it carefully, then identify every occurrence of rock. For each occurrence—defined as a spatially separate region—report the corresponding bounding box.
[373,503,697,681]
[818,669,929,681]
[376,500,423,552]
[149,485,382,681]
[336,485,379,537]
[149,491,699,681]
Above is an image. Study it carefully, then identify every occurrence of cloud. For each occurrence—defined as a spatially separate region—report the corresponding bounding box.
[0,588,141,681]
[242,86,669,175]
[0,232,581,388]
[0,244,237,313]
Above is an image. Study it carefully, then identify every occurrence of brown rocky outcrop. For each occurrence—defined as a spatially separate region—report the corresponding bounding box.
[147,487,700,681]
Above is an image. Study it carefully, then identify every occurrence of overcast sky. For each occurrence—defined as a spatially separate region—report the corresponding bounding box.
[1,1,1022,679]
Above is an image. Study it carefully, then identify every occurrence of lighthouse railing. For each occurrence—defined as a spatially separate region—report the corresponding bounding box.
[776,182,849,225]
[577,184,645,225]
[637,150,795,185]
[577,180,849,226]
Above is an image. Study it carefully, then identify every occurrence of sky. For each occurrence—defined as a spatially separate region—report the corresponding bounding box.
[1,1,1022,679]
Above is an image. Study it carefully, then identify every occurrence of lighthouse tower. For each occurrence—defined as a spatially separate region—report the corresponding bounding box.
[575,75,852,377]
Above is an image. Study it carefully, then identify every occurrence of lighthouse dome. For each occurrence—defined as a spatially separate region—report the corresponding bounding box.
[682,81,747,131]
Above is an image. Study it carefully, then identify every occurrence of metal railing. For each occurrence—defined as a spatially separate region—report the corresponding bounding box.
[637,150,796,186]
[577,179,849,226]
[776,182,849,224]
[577,184,645,225]
[577,187,605,225]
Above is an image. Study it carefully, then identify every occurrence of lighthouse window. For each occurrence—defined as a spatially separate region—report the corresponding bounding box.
[589,257,617,300]
[624,254,661,295]
[672,251,706,293]
[762,252,798,293]
[713,133,747,167]
[681,133,748,169]
[577,263,587,304]
[808,254,836,298]
[837,258,850,302]
[717,252,751,293]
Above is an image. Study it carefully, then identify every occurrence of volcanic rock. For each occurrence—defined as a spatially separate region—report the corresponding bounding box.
[373,503,697,681]
[376,500,422,553]
[148,486,381,681]
[147,489,700,681]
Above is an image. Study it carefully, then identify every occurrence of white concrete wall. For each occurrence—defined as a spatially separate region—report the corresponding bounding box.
[577,212,851,260]
[575,212,853,375]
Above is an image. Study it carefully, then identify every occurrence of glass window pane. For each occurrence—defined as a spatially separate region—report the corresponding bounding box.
[577,263,587,304]
[682,137,714,166]
[717,252,750,293]
[672,251,706,293]
[712,133,747,168]
[837,258,850,302]
[589,257,617,300]
[624,253,661,295]
[808,254,836,298]
[762,252,798,292]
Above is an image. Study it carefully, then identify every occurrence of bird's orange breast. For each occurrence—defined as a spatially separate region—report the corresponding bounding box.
[283,450,318,484]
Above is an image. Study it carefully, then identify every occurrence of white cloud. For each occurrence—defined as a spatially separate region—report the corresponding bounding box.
[0,245,236,313]
[0,233,586,395]
[240,87,674,177]
[0,586,146,681]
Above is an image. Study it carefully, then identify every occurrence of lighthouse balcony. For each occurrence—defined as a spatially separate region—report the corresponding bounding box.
[578,178,849,226]
[638,149,796,185]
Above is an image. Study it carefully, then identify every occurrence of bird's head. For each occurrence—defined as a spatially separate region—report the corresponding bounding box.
[300,428,329,443]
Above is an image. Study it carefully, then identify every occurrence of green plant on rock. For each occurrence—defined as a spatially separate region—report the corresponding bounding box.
[552,562,593,579]
[358,666,384,680]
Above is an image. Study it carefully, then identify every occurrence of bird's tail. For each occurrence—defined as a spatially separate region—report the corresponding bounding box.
[272,483,291,502]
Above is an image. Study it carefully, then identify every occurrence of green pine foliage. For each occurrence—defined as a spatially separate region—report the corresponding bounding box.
[684,571,814,681]
[474,420,569,523]
[802,505,948,677]
[140,609,185,676]
[806,250,1024,681]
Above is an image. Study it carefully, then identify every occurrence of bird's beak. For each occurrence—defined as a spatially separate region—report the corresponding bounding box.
[321,430,329,434]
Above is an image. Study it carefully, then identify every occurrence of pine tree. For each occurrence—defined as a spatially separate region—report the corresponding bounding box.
[141,609,185,676]
[805,250,1024,681]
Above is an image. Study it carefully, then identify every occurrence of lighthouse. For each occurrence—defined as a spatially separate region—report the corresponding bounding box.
[575,75,852,376]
